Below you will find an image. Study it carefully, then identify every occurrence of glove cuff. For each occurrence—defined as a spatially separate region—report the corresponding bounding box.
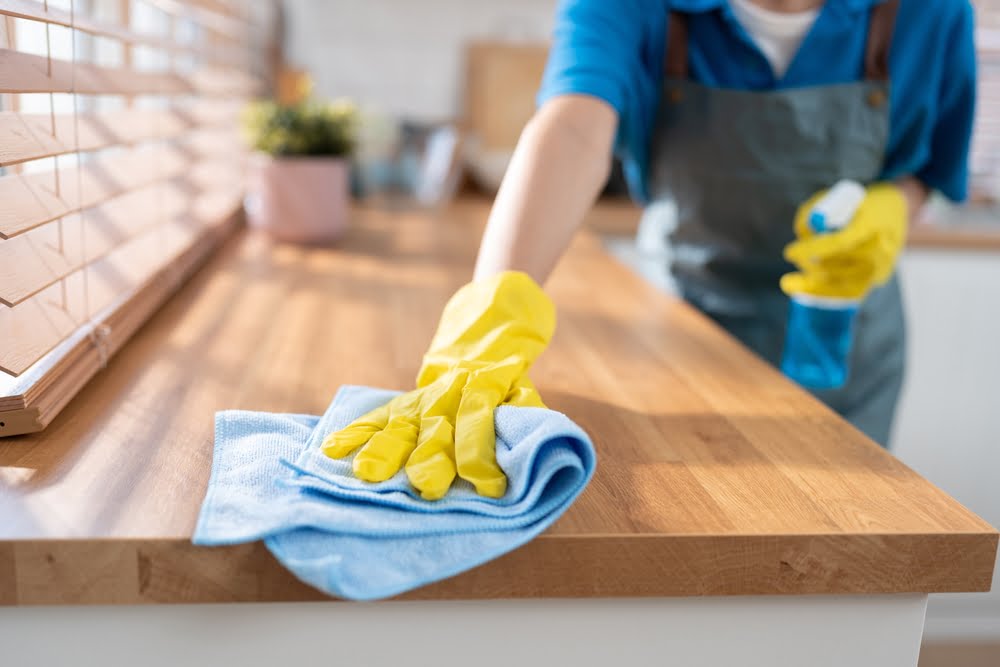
[416,271,555,388]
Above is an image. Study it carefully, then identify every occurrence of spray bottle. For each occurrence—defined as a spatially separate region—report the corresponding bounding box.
[780,180,867,390]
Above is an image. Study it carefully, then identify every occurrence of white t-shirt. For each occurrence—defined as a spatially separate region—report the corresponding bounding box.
[728,0,821,78]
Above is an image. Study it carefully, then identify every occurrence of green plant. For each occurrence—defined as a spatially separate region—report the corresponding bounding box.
[242,99,359,157]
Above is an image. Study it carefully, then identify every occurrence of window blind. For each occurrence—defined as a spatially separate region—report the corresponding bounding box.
[974,0,1000,202]
[0,0,274,436]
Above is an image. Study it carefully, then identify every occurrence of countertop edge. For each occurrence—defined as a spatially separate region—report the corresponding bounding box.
[2,531,995,606]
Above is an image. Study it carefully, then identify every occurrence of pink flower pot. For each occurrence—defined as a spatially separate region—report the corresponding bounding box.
[246,154,350,244]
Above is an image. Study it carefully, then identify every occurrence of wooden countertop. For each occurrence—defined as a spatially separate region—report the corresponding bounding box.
[908,222,1000,251]
[588,198,1000,252]
[910,198,1000,250]
[0,200,995,605]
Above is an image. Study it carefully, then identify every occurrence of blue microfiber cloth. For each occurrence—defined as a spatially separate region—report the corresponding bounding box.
[193,385,595,601]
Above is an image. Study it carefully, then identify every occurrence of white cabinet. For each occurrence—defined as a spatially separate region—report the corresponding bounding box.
[894,246,1000,641]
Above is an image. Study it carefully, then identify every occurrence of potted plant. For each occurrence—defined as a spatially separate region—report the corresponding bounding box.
[243,94,359,243]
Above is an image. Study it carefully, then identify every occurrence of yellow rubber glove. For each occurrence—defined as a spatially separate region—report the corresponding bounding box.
[321,271,555,500]
[781,183,908,300]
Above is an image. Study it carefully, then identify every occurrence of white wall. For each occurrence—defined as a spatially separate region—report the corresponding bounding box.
[282,0,557,122]
[894,248,1000,641]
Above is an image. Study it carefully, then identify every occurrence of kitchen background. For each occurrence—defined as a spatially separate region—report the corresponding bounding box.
[4,0,990,654]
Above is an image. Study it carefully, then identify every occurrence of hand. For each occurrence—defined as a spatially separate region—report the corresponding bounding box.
[781,183,908,300]
[321,272,555,500]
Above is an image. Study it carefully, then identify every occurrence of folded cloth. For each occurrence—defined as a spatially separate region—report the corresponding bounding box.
[193,385,595,601]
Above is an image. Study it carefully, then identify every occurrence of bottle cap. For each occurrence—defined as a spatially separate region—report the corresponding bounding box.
[808,180,866,233]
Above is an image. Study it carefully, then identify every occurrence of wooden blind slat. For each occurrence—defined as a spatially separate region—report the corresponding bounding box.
[0,161,243,306]
[142,0,248,41]
[0,187,181,307]
[0,0,135,41]
[0,47,188,94]
[0,128,243,239]
[0,0,247,66]
[0,102,241,166]
[189,67,262,97]
[186,0,248,21]
[0,187,244,376]
[0,48,259,96]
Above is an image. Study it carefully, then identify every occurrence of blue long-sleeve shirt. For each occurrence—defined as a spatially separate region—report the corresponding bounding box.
[538,0,977,203]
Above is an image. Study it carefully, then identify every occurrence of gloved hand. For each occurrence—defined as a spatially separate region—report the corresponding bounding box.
[321,271,555,500]
[781,182,908,300]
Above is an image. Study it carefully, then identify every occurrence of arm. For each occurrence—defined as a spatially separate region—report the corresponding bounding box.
[326,97,616,499]
[474,94,618,284]
[896,176,929,228]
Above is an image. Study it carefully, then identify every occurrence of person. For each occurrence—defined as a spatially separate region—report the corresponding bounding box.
[324,0,977,499]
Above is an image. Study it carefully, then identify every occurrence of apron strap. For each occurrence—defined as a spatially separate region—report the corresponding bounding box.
[663,0,900,81]
[864,0,899,81]
[664,11,690,80]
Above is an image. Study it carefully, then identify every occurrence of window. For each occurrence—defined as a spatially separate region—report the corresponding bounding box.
[0,0,274,436]
[973,1,1000,202]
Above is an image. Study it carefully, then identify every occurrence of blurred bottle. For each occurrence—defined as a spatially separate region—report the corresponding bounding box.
[781,180,866,390]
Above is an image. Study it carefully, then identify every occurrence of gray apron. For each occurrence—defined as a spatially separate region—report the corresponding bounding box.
[648,1,905,446]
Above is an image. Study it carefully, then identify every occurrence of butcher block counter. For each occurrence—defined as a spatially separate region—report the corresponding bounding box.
[0,200,995,667]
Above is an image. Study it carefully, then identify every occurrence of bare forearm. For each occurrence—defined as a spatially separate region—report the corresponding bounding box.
[474,95,618,284]
[896,176,929,227]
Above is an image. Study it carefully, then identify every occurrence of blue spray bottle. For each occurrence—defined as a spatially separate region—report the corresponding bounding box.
[780,180,867,390]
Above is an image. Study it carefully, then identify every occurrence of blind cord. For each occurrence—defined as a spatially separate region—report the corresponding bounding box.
[42,1,68,265]
[69,0,110,369]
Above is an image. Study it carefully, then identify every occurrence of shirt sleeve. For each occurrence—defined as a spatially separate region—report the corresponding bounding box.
[537,0,657,201]
[537,0,647,116]
[915,2,977,202]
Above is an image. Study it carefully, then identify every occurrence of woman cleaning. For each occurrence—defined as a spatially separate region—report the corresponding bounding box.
[324,0,977,499]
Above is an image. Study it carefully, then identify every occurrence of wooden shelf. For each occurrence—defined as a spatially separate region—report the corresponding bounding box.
[0,200,995,605]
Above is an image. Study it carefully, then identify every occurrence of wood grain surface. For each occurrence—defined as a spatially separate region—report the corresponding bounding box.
[0,200,995,605]
[582,202,1000,252]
